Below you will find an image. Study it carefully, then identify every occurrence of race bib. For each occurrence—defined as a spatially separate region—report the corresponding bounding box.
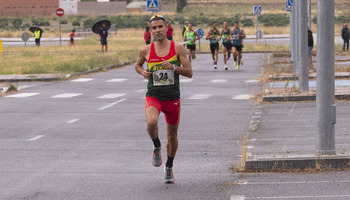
[223,36,230,41]
[233,35,240,40]
[212,36,218,42]
[187,37,193,41]
[153,70,175,86]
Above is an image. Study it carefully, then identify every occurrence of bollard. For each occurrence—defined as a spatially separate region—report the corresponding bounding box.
[0,39,2,54]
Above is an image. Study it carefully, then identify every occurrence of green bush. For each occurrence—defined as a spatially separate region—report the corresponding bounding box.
[0,18,9,29]
[258,14,289,27]
[335,15,350,25]
[72,21,81,26]
[61,20,68,24]
[83,18,95,28]
[241,18,254,27]
[12,18,23,30]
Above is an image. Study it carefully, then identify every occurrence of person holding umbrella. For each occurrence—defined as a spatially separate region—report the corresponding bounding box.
[30,26,43,47]
[99,23,108,53]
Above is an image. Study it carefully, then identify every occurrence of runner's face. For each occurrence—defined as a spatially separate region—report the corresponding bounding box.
[212,23,217,29]
[188,24,192,30]
[223,22,228,29]
[150,20,166,41]
[234,23,239,29]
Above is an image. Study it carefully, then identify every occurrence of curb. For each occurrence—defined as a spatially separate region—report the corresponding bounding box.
[0,60,136,82]
[269,74,350,81]
[263,94,350,102]
[245,155,350,171]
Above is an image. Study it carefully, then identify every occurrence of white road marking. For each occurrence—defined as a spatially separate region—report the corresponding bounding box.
[137,89,146,92]
[51,93,83,98]
[232,94,254,100]
[245,79,259,83]
[27,135,45,141]
[71,78,94,82]
[187,94,213,100]
[238,179,350,185]
[98,98,127,111]
[106,78,127,82]
[97,93,125,99]
[5,93,40,98]
[180,79,194,83]
[242,195,350,199]
[142,79,148,82]
[210,79,228,83]
[66,119,80,124]
[230,195,245,200]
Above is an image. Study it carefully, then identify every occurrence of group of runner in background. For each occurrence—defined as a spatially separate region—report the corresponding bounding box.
[144,20,246,71]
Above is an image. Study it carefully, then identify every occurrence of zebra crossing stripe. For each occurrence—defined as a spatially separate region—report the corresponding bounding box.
[188,94,213,100]
[5,93,40,98]
[232,94,254,100]
[106,78,127,82]
[51,93,83,98]
[97,93,126,99]
[211,79,228,83]
[71,78,94,82]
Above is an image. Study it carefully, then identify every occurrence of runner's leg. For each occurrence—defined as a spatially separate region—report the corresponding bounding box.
[146,106,160,140]
[187,49,192,63]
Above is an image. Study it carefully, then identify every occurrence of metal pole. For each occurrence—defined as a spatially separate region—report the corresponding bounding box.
[298,0,309,92]
[256,15,258,43]
[293,0,298,75]
[290,7,293,63]
[316,0,336,155]
[59,16,62,46]
[308,0,312,29]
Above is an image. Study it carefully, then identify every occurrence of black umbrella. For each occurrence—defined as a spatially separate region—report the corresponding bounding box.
[29,25,43,33]
[92,20,111,34]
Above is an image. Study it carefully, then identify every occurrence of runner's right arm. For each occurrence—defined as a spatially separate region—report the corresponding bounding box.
[135,46,152,79]
[206,30,212,40]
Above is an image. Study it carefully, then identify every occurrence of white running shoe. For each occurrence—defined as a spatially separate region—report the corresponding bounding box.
[164,166,175,184]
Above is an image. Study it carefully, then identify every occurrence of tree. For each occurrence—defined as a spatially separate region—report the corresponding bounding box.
[176,0,187,13]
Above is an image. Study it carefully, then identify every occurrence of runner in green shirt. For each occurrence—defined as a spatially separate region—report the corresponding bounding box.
[185,23,200,63]
[206,22,221,69]
[220,22,232,70]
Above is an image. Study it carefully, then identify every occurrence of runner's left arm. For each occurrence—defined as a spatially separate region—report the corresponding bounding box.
[194,31,200,41]
[240,29,246,39]
[162,43,192,78]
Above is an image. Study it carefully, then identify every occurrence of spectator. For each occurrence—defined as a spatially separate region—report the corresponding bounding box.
[144,26,151,45]
[69,29,76,46]
[341,23,349,51]
[308,28,314,65]
[34,27,42,47]
[166,21,173,41]
[99,23,108,53]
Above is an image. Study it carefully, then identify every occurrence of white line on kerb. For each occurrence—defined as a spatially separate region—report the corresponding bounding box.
[238,179,350,185]
[241,194,350,199]
[98,98,126,111]
[27,135,45,141]
[66,119,79,124]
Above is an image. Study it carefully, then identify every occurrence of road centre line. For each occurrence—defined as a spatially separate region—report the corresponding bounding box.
[66,119,80,124]
[238,194,350,199]
[98,98,127,111]
[27,135,45,141]
[211,79,228,83]
[232,94,255,100]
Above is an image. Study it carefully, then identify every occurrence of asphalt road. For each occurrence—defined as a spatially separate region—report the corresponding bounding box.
[1,53,349,200]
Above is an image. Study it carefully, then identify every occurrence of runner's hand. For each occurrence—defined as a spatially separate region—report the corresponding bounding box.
[161,59,174,70]
[142,69,152,79]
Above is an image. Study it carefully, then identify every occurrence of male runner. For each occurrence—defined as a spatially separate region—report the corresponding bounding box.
[185,23,200,63]
[206,22,220,69]
[232,21,245,71]
[135,15,193,184]
[221,22,232,70]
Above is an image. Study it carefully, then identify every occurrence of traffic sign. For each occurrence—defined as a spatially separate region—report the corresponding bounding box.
[147,0,159,12]
[286,0,293,12]
[196,28,204,38]
[56,8,64,17]
[21,32,30,42]
[253,5,262,16]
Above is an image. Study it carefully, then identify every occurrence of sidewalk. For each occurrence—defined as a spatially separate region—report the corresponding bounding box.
[245,101,350,170]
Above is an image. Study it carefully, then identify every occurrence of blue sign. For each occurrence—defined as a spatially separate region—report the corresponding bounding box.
[196,28,204,38]
[286,0,293,12]
[147,0,159,12]
[253,5,262,16]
